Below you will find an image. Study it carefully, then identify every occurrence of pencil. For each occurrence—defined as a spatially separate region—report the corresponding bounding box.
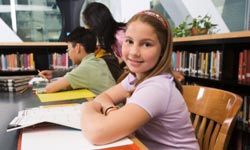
[37,70,48,81]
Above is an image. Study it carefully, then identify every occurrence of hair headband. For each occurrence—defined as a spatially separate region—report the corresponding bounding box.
[139,10,168,28]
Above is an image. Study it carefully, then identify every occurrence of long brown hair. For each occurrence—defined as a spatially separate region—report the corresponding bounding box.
[125,10,182,93]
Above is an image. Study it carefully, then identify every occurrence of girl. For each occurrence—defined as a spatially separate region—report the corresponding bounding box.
[83,2,125,79]
[83,2,126,58]
[81,10,199,150]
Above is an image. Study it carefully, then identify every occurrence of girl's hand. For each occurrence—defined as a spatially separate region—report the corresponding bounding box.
[82,101,103,113]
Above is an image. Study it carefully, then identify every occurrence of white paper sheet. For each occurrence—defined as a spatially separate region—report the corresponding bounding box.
[21,126,133,150]
[7,104,82,132]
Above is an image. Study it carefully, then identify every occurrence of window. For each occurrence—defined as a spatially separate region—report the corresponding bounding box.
[0,12,11,27]
[0,0,10,5]
[0,0,62,41]
[150,0,175,29]
[150,0,249,32]
[212,0,248,31]
[16,0,28,5]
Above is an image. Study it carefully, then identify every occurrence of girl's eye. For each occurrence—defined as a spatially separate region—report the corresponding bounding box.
[143,42,152,47]
[125,39,133,44]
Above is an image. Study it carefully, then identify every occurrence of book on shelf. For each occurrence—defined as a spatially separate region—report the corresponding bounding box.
[242,50,247,80]
[172,50,222,78]
[238,51,243,81]
[0,53,35,71]
[238,49,250,82]
[246,49,250,82]
[237,96,250,126]
[48,53,73,69]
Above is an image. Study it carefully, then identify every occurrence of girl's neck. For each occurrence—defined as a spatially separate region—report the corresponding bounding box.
[135,73,145,80]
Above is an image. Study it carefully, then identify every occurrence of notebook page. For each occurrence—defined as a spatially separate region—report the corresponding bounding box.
[21,126,133,150]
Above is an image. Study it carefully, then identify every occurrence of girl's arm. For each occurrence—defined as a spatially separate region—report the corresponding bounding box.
[81,83,150,145]
[81,102,150,145]
[93,83,129,110]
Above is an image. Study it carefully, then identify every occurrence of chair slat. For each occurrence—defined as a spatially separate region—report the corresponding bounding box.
[209,123,220,150]
[193,114,200,134]
[197,117,207,148]
[203,120,214,150]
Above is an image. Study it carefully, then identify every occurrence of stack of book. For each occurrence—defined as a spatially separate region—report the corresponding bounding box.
[0,75,33,92]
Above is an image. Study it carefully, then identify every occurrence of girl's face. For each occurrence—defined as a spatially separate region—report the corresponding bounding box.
[122,20,161,78]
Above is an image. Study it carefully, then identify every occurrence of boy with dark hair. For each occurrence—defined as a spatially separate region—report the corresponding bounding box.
[45,27,116,94]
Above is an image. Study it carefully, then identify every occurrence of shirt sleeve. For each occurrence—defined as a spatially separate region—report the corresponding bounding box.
[64,65,89,89]
[121,73,136,91]
[127,79,171,118]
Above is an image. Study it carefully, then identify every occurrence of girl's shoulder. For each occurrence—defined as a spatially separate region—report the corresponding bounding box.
[124,73,173,85]
[131,74,173,93]
[143,74,173,85]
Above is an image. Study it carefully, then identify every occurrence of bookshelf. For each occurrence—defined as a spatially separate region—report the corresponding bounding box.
[173,30,250,149]
[0,42,68,76]
[173,31,250,95]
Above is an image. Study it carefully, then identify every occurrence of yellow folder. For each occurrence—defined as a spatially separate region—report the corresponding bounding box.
[37,89,96,102]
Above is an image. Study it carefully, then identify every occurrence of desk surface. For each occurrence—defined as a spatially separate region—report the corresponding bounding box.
[0,89,86,150]
[0,89,148,150]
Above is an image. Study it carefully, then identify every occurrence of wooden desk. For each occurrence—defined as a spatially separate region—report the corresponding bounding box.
[1,89,148,150]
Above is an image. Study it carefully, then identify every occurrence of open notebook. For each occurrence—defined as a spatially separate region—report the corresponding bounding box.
[7,104,82,132]
[9,104,133,149]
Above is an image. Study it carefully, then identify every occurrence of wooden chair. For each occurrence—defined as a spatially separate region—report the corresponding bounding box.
[182,85,242,150]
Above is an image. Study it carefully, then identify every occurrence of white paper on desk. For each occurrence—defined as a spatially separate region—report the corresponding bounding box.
[7,104,82,132]
[28,77,48,85]
[21,126,133,150]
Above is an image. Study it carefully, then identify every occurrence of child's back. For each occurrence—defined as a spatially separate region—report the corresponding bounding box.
[64,53,115,94]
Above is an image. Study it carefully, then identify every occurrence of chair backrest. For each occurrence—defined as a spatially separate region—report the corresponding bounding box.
[182,85,242,150]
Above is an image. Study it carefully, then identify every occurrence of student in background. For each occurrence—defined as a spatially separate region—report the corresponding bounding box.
[39,3,125,82]
[83,2,125,80]
[81,10,199,150]
[44,26,116,94]
[83,2,125,78]
[83,2,126,63]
